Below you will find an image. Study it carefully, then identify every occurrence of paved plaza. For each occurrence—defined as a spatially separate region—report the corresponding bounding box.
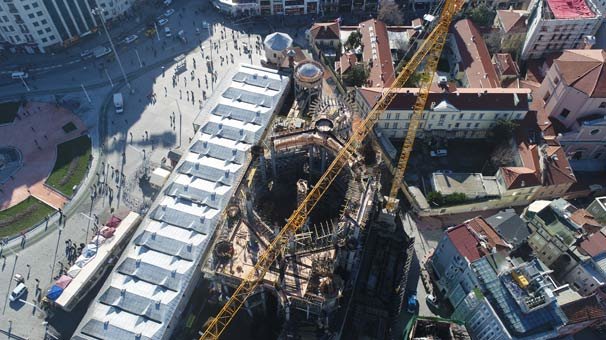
[0,102,87,211]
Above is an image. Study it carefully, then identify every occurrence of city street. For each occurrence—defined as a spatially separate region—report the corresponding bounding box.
[0,0,273,338]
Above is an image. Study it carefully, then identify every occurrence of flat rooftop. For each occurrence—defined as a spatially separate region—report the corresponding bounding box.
[74,64,289,340]
[431,173,500,199]
[546,0,596,19]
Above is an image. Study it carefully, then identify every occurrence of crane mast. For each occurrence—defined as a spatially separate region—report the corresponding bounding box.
[201,0,461,338]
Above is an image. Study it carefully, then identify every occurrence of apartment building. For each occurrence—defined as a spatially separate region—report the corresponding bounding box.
[588,197,606,224]
[493,9,528,54]
[531,49,606,171]
[446,19,500,89]
[0,0,133,53]
[521,0,602,60]
[355,87,531,139]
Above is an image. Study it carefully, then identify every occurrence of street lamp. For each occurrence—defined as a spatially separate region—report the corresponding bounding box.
[92,7,131,90]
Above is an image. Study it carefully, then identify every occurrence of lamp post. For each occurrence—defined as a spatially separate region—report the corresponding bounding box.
[92,7,131,90]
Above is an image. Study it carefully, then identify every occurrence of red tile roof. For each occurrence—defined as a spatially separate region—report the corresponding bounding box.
[554,50,606,98]
[571,209,602,233]
[336,51,358,74]
[493,53,520,78]
[309,22,341,41]
[495,9,527,33]
[357,87,530,111]
[452,19,500,88]
[579,229,606,258]
[502,112,577,190]
[561,294,606,324]
[359,19,395,87]
[447,217,510,261]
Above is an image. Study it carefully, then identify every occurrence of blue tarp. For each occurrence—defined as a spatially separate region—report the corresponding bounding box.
[46,285,63,301]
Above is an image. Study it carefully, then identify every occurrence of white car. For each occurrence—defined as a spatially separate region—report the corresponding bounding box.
[202,21,209,29]
[9,283,27,302]
[430,149,447,158]
[163,0,172,6]
[158,18,169,26]
[164,8,175,17]
[426,294,438,308]
[164,27,172,37]
[124,34,138,44]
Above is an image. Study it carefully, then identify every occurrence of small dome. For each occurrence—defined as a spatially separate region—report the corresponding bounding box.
[295,60,324,82]
[264,32,293,52]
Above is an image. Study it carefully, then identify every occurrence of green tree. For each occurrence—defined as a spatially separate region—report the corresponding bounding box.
[343,64,369,87]
[378,0,404,26]
[427,191,444,206]
[490,119,519,141]
[345,31,362,50]
[444,193,467,205]
[466,4,496,28]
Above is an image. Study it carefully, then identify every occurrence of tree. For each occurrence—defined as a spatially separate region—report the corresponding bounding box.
[444,193,467,205]
[345,31,362,50]
[490,119,519,141]
[378,0,404,26]
[465,4,496,28]
[484,32,502,55]
[343,64,369,87]
[426,191,444,206]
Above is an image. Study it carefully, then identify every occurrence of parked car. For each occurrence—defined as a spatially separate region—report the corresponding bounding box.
[164,27,172,37]
[158,18,169,26]
[11,71,28,79]
[124,34,138,44]
[426,294,438,308]
[9,283,27,302]
[80,49,94,59]
[163,0,172,6]
[164,8,175,17]
[430,149,448,157]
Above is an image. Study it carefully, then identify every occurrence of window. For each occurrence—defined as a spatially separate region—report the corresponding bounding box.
[428,124,432,129]
[36,11,43,16]
[437,114,446,126]
[41,37,47,42]
[383,122,389,128]
[543,91,551,102]
[470,113,476,120]
[560,108,570,118]
[37,29,43,35]
[33,21,39,27]
[554,76,560,85]
[392,122,398,129]
[516,113,522,119]
[600,102,606,108]
[459,113,464,120]
[386,112,391,119]
[591,129,600,135]
[455,123,460,128]
[474,123,480,128]
[538,35,543,41]
[41,19,47,25]
[479,113,484,119]
[395,112,400,120]
[45,27,51,32]
[33,2,39,8]
[28,13,35,18]
[49,35,55,40]
[466,123,471,128]
[24,5,30,10]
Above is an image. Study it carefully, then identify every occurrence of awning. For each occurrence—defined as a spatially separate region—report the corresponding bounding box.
[46,285,64,301]
[55,275,73,289]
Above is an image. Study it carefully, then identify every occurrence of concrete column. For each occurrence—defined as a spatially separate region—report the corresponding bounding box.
[270,144,277,178]
[259,152,267,183]
[321,148,327,173]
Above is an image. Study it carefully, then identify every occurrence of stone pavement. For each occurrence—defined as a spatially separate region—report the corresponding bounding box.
[0,102,87,210]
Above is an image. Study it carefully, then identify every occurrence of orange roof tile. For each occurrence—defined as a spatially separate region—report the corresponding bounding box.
[495,9,527,33]
[309,22,341,41]
[452,19,500,88]
[359,19,395,87]
[561,294,606,324]
[554,50,606,98]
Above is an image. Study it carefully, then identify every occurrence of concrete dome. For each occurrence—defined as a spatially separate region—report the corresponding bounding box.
[295,60,324,83]
[264,32,293,52]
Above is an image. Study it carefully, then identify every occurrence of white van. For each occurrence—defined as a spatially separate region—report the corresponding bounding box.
[9,283,27,302]
[163,0,172,6]
[11,71,28,79]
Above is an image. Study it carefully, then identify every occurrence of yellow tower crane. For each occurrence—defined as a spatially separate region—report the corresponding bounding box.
[201,0,462,337]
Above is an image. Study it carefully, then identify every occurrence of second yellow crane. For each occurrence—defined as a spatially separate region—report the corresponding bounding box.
[201,0,462,337]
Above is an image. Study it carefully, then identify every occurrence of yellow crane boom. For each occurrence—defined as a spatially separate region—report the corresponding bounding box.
[201,0,461,337]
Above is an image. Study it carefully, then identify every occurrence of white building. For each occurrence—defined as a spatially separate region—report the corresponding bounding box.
[0,0,133,53]
[263,32,293,65]
[74,64,290,340]
[521,0,602,60]
[354,87,531,139]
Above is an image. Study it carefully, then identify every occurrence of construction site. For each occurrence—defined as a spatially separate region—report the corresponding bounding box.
[198,54,416,339]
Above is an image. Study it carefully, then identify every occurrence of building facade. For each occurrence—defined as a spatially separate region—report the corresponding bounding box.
[532,49,606,170]
[587,197,606,224]
[0,0,133,53]
[355,87,531,139]
[521,0,602,60]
